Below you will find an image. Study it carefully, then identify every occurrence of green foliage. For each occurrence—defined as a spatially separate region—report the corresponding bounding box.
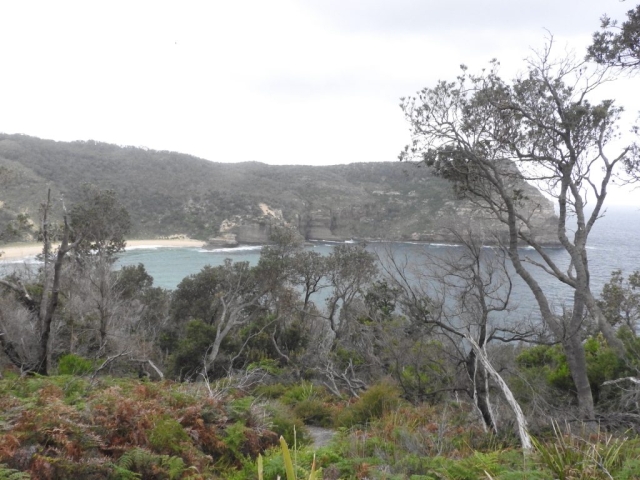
[598,269,640,332]
[336,381,402,427]
[70,184,131,258]
[117,447,188,480]
[280,381,318,405]
[168,320,217,380]
[258,437,320,480]
[588,4,640,69]
[223,421,250,461]
[254,383,288,399]
[115,263,154,299]
[516,335,629,403]
[265,402,310,447]
[0,464,31,479]
[57,353,95,376]
[532,422,627,480]
[276,382,335,427]
[148,418,190,455]
[293,399,334,427]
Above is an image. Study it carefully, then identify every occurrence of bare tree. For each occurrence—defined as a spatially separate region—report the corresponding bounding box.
[0,190,82,374]
[380,232,536,438]
[203,260,266,372]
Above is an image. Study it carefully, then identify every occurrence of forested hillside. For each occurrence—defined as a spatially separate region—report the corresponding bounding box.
[0,133,557,244]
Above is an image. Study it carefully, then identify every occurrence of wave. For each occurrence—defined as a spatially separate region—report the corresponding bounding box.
[125,245,165,251]
[197,245,264,253]
[0,257,42,265]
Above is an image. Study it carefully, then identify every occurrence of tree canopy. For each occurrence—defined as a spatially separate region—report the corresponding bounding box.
[589,3,640,70]
[400,41,638,419]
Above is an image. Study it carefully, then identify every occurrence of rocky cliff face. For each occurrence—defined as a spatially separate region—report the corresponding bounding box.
[209,192,558,247]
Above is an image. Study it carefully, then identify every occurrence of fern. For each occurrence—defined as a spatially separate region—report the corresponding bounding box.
[116,447,187,479]
[110,464,142,480]
[118,447,156,472]
[160,454,186,480]
[0,463,31,480]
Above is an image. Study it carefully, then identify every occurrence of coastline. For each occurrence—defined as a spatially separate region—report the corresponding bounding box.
[0,238,207,262]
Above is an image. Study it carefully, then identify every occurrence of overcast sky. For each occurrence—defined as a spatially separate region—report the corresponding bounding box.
[1,1,638,204]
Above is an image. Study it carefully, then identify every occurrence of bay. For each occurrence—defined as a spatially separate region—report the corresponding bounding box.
[113,206,640,320]
[3,206,638,321]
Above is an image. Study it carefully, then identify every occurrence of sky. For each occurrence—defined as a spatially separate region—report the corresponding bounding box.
[1,0,638,205]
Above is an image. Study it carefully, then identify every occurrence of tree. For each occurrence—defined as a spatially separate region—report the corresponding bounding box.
[324,244,378,336]
[598,270,640,335]
[589,4,640,70]
[381,232,535,442]
[400,42,638,419]
[70,184,131,259]
[0,187,132,374]
[0,190,82,374]
[170,260,266,375]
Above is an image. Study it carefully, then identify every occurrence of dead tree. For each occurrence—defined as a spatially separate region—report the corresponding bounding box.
[0,190,82,374]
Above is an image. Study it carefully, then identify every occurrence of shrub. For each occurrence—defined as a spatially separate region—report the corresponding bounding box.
[293,398,334,427]
[280,381,317,405]
[266,402,310,446]
[148,418,190,455]
[254,383,288,399]
[336,381,402,427]
[57,354,94,376]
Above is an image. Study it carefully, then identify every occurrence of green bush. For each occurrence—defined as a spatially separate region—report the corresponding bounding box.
[254,383,288,399]
[266,401,310,446]
[293,398,334,427]
[148,418,189,455]
[336,381,402,427]
[280,381,317,405]
[57,354,94,375]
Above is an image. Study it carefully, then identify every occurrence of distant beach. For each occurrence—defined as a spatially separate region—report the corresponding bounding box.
[0,238,206,262]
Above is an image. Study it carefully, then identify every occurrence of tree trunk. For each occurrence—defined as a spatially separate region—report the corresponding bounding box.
[563,334,595,420]
[467,335,532,452]
[466,350,497,433]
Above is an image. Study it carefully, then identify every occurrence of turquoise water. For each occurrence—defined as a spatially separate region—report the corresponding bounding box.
[3,206,639,318]
[114,206,640,290]
[111,206,640,321]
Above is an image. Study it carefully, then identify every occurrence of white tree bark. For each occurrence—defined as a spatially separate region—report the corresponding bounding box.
[466,335,532,452]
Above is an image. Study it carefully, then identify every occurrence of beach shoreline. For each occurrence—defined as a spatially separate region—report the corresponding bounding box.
[0,239,207,262]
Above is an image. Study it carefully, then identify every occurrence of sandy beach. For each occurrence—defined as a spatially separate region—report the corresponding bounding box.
[0,238,206,262]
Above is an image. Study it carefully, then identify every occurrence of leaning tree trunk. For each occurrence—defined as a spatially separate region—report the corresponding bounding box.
[467,335,532,452]
[466,349,497,434]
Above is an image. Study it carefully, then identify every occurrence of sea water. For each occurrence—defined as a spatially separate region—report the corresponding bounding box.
[3,206,639,321]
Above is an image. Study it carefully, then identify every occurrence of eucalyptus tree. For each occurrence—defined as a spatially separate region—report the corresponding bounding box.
[400,42,638,419]
[589,3,640,70]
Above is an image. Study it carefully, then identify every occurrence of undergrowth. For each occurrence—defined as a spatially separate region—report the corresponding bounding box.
[1,376,640,479]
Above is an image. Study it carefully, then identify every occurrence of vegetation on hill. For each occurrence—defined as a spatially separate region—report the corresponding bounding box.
[0,133,556,243]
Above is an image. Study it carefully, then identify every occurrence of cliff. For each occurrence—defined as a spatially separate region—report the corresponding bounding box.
[0,133,558,245]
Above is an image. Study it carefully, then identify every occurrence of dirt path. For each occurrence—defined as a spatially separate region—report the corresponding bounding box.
[307,426,336,449]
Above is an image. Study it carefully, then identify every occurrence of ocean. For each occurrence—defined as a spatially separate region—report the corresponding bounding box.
[3,206,639,320]
[111,206,640,317]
